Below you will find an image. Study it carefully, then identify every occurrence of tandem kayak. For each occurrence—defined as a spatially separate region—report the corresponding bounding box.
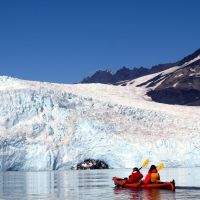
[112,177,175,191]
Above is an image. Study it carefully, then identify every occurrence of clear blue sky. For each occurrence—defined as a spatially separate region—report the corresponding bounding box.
[0,0,199,83]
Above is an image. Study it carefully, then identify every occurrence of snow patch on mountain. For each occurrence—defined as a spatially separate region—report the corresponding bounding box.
[182,55,200,67]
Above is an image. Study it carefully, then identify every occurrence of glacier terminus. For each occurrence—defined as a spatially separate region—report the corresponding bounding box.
[0,73,199,171]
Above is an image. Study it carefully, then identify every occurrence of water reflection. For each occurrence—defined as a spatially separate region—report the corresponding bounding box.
[140,189,175,200]
[0,168,199,199]
[113,187,176,200]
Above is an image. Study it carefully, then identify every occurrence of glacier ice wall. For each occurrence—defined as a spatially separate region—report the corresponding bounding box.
[0,76,200,171]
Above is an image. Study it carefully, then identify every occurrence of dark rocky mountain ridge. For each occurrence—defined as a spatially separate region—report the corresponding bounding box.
[81,48,200,85]
[81,48,200,106]
[81,66,150,84]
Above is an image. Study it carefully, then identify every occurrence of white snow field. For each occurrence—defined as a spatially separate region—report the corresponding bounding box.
[0,70,199,171]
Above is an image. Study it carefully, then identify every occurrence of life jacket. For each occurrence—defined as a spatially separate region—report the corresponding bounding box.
[150,172,160,183]
[143,169,160,184]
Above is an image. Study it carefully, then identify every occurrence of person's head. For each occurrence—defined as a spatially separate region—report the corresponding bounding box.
[133,167,139,172]
[149,165,157,171]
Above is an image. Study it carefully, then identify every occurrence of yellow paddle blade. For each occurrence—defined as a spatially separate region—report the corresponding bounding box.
[141,159,149,168]
[157,163,164,171]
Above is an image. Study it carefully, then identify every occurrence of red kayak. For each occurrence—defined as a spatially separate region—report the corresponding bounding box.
[112,177,175,191]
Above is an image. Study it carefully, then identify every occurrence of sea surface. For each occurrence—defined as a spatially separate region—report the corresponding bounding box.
[0,168,200,200]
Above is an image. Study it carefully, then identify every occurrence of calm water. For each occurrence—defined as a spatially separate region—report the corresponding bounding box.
[0,168,200,200]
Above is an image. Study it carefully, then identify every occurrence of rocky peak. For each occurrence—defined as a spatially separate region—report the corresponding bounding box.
[81,70,113,84]
[81,48,200,86]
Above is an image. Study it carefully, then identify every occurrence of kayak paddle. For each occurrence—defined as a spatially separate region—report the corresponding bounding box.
[139,159,149,170]
[157,163,164,171]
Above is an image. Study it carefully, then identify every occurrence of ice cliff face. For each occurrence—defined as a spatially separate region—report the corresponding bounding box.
[0,76,200,171]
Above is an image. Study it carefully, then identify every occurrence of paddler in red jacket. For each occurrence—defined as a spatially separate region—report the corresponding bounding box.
[143,165,160,184]
[125,167,143,183]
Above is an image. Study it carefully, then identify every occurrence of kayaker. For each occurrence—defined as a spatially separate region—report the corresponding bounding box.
[143,165,160,184]
[125,167,143,183]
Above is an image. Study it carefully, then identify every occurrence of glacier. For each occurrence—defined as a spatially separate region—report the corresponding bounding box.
[0,75,200,171]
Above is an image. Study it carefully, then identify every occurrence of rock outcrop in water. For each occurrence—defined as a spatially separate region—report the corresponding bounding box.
[76,159,109,170]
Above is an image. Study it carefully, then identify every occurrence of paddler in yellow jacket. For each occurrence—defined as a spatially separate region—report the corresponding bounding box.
[143,165,160,184]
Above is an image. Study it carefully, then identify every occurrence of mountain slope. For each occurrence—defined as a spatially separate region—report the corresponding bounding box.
[81,48,200,86]
[82,48,200,106]
[138,56,200,105]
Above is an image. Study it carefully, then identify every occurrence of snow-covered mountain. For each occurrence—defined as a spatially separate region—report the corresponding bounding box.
[82,48,200,106]
[0,71,200,171]
[126,50,200,105]
[146,57,200,105]
[82,48,200,84]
